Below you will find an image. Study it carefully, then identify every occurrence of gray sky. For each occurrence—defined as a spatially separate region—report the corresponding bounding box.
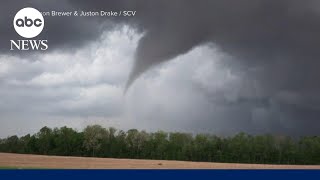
[1,0,320,137]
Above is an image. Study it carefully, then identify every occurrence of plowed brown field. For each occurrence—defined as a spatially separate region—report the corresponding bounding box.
[0,153,319,169]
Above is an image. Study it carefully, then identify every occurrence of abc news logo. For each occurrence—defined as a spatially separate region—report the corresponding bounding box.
[10,7,48,51]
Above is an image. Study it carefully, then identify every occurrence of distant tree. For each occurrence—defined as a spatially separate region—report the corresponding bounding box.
[149,131,168,159]
[52,126,83,156]
[5,135,20,153]
[168,132,192,160]
[19,134,31,153]
[83,125,107,156]
[36,126,54,155]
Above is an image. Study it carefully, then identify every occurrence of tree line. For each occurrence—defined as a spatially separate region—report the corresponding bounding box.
[0,125,319,165]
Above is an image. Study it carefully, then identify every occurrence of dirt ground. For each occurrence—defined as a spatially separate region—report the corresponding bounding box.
[0,152,320,169]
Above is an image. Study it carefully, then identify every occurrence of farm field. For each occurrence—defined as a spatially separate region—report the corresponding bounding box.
[0,153,320,169]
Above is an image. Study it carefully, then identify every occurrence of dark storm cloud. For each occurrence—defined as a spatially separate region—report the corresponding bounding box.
[1,0,320,135]
[68,0,320,94]
[122,0,320,91]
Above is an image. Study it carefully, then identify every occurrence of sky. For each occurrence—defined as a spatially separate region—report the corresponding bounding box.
[1,0,320,137]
